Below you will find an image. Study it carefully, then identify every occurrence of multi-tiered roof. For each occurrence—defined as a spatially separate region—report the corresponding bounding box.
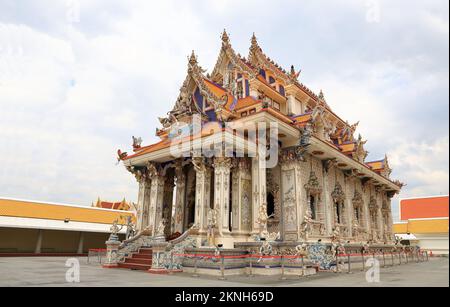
[121,31,402,188]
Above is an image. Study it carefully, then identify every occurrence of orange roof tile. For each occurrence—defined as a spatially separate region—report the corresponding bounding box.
[234,96,260,111]
[400,196,449,221]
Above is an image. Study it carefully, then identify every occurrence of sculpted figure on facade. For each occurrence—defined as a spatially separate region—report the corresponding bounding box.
[206,208,218,247]
[156,218,167,237]
[300,207,313,241]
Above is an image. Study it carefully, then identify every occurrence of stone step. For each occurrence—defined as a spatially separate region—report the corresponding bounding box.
[138,248,153,255]
[117,262,152,271]
[132,253,153,259]
[125,258,153,265]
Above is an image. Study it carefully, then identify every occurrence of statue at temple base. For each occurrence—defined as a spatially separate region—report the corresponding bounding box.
[206,208,218,247]
[108,219,123,242]
[300,208,313,241]
[155,219,167,241]
[125,216,136,240]
[256,202,273,237]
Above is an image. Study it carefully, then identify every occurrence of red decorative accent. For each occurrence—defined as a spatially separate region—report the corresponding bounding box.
[312,151,325,156]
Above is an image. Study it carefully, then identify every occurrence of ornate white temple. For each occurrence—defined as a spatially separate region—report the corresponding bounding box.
[111,32,405,274]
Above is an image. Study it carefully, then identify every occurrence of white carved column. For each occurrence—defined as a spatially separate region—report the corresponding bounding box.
[363,183,372,236]
[214,157,232,235]
[127,167,151,231]
[173,162,186,234]
[148,163,165,235]
[280,151,305,242]
[376,191,384,242]
[345,177,354,238]
[251,155,267,234]
[322,168,333,236]
[231,158,252,235]
[163,176,175,236]
[193,158,212,234]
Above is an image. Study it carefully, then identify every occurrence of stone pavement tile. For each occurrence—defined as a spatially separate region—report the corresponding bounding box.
[0,257,448,287]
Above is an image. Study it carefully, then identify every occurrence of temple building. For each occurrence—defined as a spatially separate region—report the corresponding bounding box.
[118,31,403,251]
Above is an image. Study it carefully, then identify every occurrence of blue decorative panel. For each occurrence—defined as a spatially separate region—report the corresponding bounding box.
[206,109,217,122]
[259,69,266,79]
[245,79,250,97]
[279,85,285,96]
[194,87,204,110]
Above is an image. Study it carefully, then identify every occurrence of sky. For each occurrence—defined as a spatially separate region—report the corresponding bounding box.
[0,0,448,221]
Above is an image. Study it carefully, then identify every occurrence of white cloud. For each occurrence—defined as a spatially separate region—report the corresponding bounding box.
[0,0,448,211]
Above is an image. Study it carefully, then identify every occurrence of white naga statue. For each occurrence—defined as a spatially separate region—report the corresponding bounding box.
[207,208,218,247]
[300,208,313,241]
[109,219,123,241]
[256,203,273,236]
[156,219,167,237]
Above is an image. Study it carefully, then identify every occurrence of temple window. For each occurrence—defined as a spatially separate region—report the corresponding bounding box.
[336,202,342,224]
[267,193,275,218]
[269,76,276,85]
[241,111,248,117]
[237,81,244,99]
[259,69,266,79]
[355,207,360,222]
[310,195,317,220]
[279,85,285,96]
[249,108,256,114]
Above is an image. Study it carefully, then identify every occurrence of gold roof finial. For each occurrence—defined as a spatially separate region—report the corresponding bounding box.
[189,50,198,66]
[221,29,230,45]
[319,89,325,101]
[251,32,259,49]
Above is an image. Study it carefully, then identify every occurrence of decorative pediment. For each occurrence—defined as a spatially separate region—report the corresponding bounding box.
[352,191,364,206]
[304,171,322,195]
[212,30,256,83]
[248,33,289,83]
[331,182,345,202]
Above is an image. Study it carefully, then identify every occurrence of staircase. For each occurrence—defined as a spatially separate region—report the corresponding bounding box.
[117,248,153,271]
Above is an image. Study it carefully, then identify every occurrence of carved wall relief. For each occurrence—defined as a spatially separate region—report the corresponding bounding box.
[282,169,297,232]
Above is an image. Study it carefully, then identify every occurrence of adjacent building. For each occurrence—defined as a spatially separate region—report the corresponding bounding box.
[0,198,135,255]
[394,195,449,255]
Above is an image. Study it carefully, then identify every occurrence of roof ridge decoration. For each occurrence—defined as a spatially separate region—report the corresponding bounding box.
[353,134,369,163]
[159,51,231,129]
[212,30,256,81]
[248,33,289,83]
[331,182,346,203]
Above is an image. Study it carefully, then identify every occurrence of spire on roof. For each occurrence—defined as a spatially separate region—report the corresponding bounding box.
[289,65,301,80]
[221,29,230,46]
[251,32,259,51]
[189,50,198,66]
[318,90,325,101]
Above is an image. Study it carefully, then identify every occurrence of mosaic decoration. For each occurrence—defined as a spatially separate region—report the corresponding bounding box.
[308,242,335,270]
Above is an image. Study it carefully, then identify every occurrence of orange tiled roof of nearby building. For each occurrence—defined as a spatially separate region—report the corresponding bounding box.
[0,198,135,225]
[93,198,131,211]
[400,196,449,221]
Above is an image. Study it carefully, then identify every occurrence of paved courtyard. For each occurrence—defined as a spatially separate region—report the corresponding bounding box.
[0,256,448,287]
